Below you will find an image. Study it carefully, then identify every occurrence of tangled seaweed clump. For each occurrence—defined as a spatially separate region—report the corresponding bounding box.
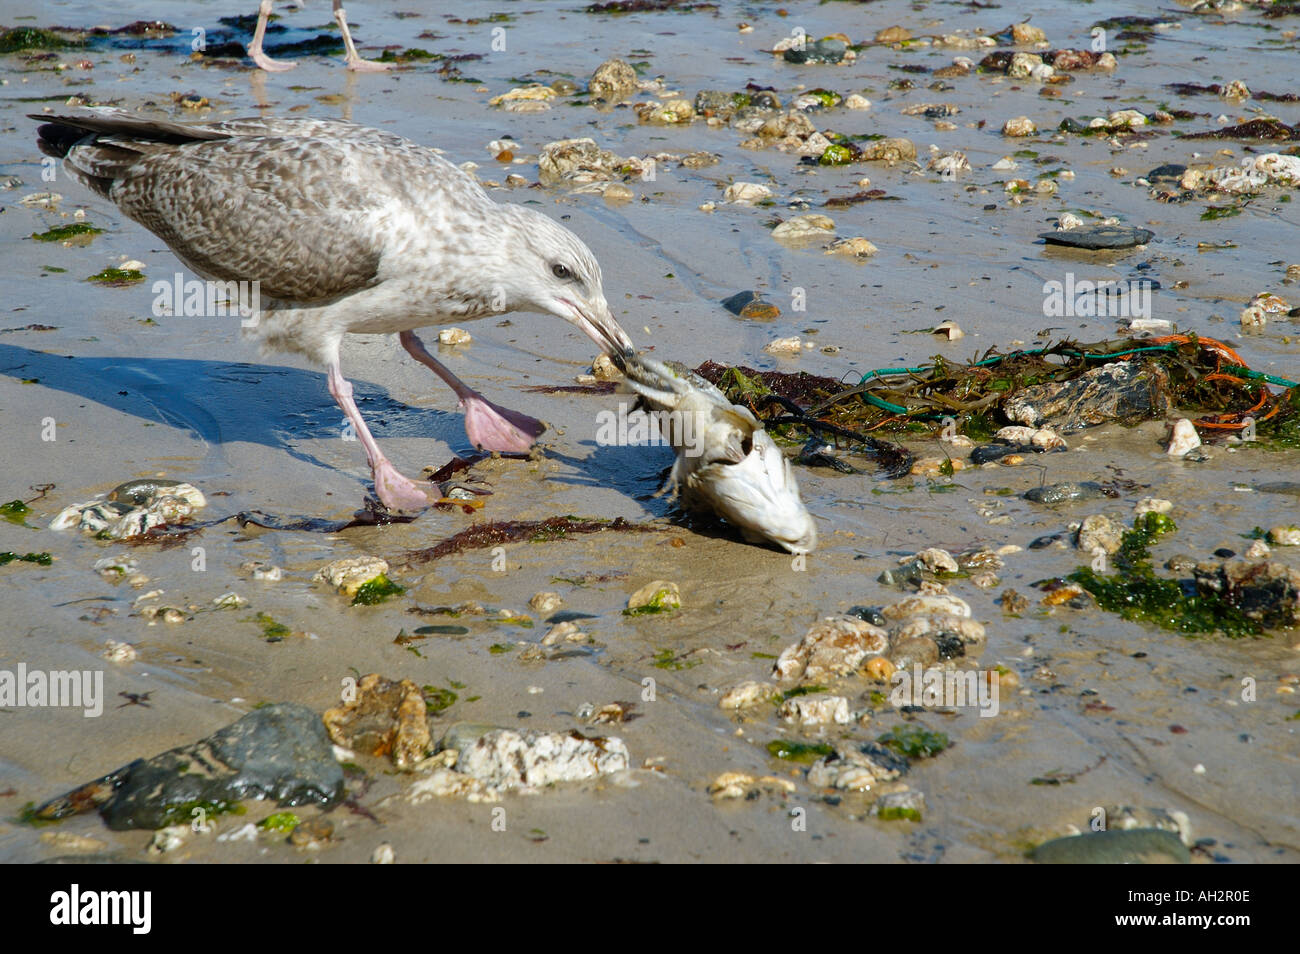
[696,335,1300,458]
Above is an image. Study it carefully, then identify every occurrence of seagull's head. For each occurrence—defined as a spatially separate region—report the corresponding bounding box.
[505,206,635,360]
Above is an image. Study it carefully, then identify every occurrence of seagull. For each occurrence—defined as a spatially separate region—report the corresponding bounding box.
[248,1,389,72]
[34,108,635,512]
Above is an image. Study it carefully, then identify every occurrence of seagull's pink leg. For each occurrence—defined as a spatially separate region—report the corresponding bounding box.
[399,330,546,453]
[327,360,429,510]
[248,0,297,72]
[333,0,391,71]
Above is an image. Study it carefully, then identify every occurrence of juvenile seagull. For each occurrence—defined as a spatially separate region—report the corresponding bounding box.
[34,108,634,512]
[248,0,388,72]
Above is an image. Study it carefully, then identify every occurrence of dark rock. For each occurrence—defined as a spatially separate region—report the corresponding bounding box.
[783,38,846,65]
[1038,225,1155,249]
[1032,828,1190,864]
[1192,560,1300,629]
[847,605,887,627]
[971,442,1033,464]
[1002,361,1172,429]
[720,290,780,319]
[30,703,343,831]
[1146,163,1187,183]
[1025,482,1107,504]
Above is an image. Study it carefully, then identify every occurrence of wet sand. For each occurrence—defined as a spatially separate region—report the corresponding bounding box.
[1,0,1298,862]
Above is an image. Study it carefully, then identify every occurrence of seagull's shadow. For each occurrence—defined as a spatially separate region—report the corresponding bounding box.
[0,343,469,476]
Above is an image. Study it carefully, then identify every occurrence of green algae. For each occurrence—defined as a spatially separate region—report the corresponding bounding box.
[86,268,145,286]
[0,551,52,567]
[31,223,103,243]
[1067,513,1263,637]
[421,685,458,714]
[0,500,31,525]
[651,648,699,670]
[766,739,835,763]
[0,27,72,53]
[251,612,291,642]
[351,573,405,605]
[878,725,950,758]
[876,805,922,822]
[258,811,300,832]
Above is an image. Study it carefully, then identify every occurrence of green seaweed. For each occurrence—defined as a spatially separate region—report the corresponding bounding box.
[422,685,458,714]
[651,648,699,670]
[1068,513,1263,637]
[878,725,950,758]
[351,574,405,605]
[876,805,922,822]
[488,643,513,654]
[623,586,679,616]
[251,612,291,642]
[766,739,835,763]
[86,268,145,286]
[31,223,103,243]
[1200,206,1242,221]
[258,811,300,832]
[819,144,854,166]
[376,47,442,62]
[0,551,52,567]
[0,27,72,53]
[0,500,31,525]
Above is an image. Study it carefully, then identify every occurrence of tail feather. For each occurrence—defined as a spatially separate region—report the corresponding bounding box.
[31,106,230,199]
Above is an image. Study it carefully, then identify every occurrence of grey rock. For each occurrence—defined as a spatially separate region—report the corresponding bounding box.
[1025,481,1108,504]
[1003,361,1172,429]
[1038,224,1155,249]
[1032,828,1190,864]
[30,703,344,831]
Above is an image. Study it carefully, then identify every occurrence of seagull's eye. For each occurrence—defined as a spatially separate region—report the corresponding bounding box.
[551,263,574,281]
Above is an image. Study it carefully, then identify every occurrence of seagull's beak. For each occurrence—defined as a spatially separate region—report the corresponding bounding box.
[558,297,635,361]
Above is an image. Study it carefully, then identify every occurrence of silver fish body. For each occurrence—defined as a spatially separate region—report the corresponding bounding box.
[621,355,817,554]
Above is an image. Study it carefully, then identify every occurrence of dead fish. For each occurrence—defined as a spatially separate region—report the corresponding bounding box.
[620,355,817,554]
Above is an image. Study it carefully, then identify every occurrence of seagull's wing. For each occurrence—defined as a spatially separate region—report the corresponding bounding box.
[33,109,483,302]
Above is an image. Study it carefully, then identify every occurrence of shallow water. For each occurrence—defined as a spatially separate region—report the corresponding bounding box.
[1,0,1298,862]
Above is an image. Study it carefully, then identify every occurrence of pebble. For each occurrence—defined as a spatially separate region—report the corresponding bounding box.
[451,727,630,792]
[371,842,395,864]
[1002,116,1037,137]
[1032,829,1189,864]
[724,181,773,204]
[322,674,431,771]
[763,335,803,356]
[1038,225,1154,250]
[908,547,959,574]
[541,621,588,645]
[773,616,890,681]
[1166,419,1202,457]
[719,681,778,709]
[436,327,471,345]
[778,695,853,725]
[709,772,795,800]
[528,591,563,614]
[844,93,872,109]
[1134,497,1173,516]
[1268,526,1300,546]
[1025,481,1107,504]
[313,557,391,598]
[241,560,283,581]
[857,138,916,163]
[102,640,138,662]
[626,579,681,613]
[825,237,878,258]
[1077,514,1124,555]
[772,214,835,241]
[873,789,925,821]
[589,58,638,99]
